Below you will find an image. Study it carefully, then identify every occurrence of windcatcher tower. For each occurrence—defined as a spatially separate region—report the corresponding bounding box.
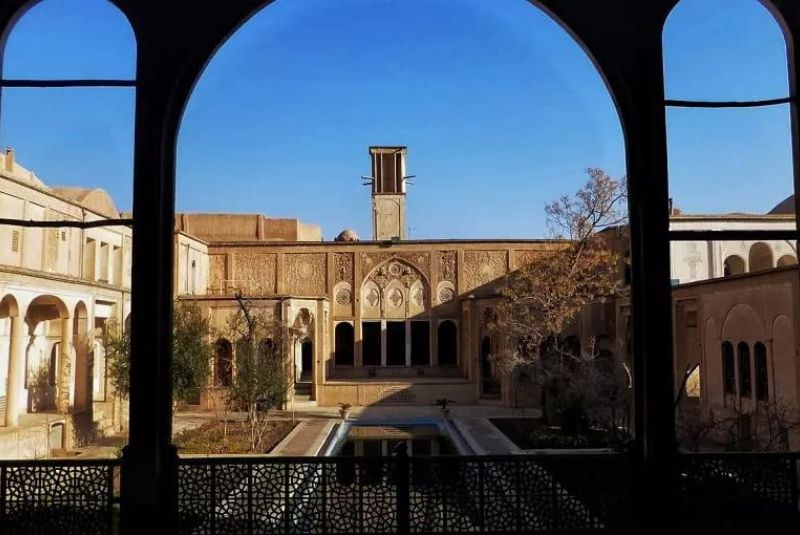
[369,146,407,240]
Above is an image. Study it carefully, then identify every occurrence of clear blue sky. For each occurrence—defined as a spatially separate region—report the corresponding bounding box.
[0,0,792,239]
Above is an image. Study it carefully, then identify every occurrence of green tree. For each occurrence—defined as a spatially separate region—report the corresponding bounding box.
[172,302,214,404]
[104,319,130,400]
[104,302,213,405]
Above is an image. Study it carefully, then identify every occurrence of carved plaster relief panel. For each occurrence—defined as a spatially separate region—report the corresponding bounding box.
[436,281,456,305]
[383,280,406,319]
[333,252,354,284]
[464,251,508,292]
[361,252,430,281]
[234,253,276,295]
[285,253,327,296]
[333,281,353,317]
[361,280,381,318]
[438,251,457,283]
[515,250,542,268]
[209,255,226,293]
[408,280,426,316]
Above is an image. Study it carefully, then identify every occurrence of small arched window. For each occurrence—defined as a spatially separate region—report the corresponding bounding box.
[334,323,354,366]
[737,342,751,398]
[721,341,735,395]
[777,255,797,268]
[754,342,769,402]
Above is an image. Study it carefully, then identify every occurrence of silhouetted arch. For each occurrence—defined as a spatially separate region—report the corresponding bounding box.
[777,254,797,267]
[334,323,354,366]
[2,0,137,79]
[437,321,458,366]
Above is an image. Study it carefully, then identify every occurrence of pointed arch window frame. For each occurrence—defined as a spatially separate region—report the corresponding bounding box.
[0,11,137,231]
[663,15,800,245]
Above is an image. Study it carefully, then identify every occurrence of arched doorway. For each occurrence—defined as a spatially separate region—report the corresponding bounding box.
[25,295,69,414]
[300,338,313,382]
[334,323,354,366]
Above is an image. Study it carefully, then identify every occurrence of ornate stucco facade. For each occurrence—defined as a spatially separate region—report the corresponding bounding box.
[3,143,800,450]
[182,231,567,408]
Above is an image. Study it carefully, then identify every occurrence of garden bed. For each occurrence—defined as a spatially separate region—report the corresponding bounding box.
[175,419,297,454]
[490,418,624,450]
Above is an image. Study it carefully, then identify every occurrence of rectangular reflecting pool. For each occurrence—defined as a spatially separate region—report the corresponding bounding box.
[322,418,473,456]
[337,424,459,456]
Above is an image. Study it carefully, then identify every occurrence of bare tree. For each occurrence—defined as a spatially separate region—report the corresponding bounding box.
[489,169,629,441]
[491,168,627,372]
[225,294,294,452]
[677,397,800,452]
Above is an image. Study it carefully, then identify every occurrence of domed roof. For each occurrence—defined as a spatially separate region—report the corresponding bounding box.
[335,229,360,242]
[53,187,120,219]
[770,195,795,215]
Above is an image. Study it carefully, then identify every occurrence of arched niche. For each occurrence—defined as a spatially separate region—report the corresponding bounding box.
[334,322,354,367]
[777,254,797,267]
[408,280,426,317]
[333,281,353,317]
[723,255,746,277]
[360,280,381,319]
[436,281,456,306]
[749,242,774,272]
[721,303,765,344]
[383,279,407,320]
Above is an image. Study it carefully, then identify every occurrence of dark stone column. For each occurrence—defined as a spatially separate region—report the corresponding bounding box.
[617,8,680,530]
[119,45,180,533]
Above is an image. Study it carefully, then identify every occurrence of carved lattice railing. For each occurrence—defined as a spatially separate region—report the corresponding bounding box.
[177,453,628,534]
[679,452,800,529]
[0,458,119,534]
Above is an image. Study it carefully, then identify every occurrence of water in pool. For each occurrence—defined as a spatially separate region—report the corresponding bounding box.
[336,424,458,456]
